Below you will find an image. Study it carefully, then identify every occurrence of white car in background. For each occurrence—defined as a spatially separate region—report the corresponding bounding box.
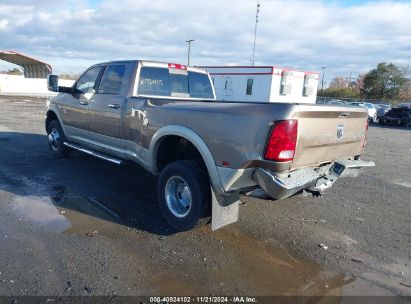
[350,102,377,122]
[364,103,378,122]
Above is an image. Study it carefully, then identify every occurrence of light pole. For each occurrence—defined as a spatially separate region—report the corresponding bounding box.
[251,0,261,66]
[186,39,195,66]
[320,66,327,95]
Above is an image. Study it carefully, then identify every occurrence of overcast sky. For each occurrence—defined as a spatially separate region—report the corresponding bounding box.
[1,0,410,83]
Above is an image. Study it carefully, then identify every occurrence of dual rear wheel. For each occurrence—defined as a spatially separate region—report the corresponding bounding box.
[158,160,211,231]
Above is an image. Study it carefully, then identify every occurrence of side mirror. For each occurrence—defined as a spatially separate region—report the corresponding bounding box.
[47,74,59,92]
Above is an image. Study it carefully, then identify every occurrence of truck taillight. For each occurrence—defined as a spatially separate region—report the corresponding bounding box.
[265,120,298,162]
[363,119,368,148]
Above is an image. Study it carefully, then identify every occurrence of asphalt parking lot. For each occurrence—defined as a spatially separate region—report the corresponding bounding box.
[0,96,410,300]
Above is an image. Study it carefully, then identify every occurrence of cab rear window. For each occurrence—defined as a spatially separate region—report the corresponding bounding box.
[138,67,171,96]
[137,67,213,99]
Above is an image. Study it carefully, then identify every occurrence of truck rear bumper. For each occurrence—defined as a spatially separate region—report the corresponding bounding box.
[253,159,375,200]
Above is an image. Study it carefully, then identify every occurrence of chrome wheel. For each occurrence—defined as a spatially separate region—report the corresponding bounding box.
[48,128,61,151]
[165,176,192,218]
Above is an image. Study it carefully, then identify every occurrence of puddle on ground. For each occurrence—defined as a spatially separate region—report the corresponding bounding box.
[147,228,408,298]
[9,188,409,298]
[12,187,122,235]
[12,196,71,232]
[204,229,353,296]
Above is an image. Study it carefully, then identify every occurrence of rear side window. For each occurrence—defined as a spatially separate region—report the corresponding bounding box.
[138,67,213,99]
[97,65,126,95]
[188,72,214,99]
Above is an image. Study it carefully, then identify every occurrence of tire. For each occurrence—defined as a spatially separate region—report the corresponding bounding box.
[158,160,211,231]
[47,120,69,158]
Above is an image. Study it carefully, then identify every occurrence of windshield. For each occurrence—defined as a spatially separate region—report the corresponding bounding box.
[137,66,214,99]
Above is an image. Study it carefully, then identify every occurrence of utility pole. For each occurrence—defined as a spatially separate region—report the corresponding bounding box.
[186,39,195,66]
[348,72,353,87]
[251,0,260,66]
[320,66,327,95]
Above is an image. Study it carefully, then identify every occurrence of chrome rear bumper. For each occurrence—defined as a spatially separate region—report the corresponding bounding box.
[253,159,375,200]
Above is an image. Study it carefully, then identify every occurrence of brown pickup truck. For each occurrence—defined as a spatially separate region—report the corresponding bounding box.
[46,60,374,231]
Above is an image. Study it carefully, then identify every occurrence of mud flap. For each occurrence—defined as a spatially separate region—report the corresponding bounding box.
[211,188,239,231]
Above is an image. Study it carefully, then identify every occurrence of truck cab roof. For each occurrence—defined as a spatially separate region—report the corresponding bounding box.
[89,60,209,74]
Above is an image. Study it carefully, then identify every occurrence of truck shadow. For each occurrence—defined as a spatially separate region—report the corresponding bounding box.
[0,131,177,236]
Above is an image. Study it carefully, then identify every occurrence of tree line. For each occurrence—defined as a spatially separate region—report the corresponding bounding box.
[318,63,411,101]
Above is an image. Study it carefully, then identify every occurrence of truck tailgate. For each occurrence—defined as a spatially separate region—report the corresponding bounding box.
[291,105,368,170]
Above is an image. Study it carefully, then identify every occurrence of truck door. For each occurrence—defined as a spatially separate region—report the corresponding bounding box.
[62,66,103,138]
[88,64,127,149]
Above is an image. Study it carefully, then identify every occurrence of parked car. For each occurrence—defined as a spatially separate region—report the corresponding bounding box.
[379,107,411,127]
[350,102,377,122]
[325,99,345,105]
[351,103,389,122]
[377,103,391,113]
[349,102,365,107]
[398,102,411,109]
[362,102,378,122]
[374,105,386,121]
[45,59,374,231]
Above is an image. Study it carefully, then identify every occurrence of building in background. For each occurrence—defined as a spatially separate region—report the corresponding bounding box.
[203,66,319,104]
[0,50,74,97]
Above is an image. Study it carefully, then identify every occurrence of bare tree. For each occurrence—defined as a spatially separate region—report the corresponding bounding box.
[329,77,349,89]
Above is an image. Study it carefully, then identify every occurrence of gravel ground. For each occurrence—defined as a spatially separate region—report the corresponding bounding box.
[0,95,410,300]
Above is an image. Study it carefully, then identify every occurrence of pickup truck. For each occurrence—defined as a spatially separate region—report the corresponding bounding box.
[46,60,374,231]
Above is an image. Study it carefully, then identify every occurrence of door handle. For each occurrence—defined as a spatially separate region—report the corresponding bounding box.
[108,104,120,109]
[79,101,88,105]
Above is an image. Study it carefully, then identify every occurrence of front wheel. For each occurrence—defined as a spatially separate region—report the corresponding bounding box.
[47,120,69,158]
[158,160,211,231]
